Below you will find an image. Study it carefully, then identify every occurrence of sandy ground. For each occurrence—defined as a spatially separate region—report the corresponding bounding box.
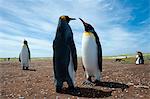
[0,59,150,99]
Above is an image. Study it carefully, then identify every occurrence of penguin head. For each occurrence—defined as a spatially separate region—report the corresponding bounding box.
[60,15,76,23]
[137,51,143,57]
[23,40,28,45]
[79,18,95,32]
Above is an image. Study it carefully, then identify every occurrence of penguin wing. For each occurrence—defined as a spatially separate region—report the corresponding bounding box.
[66,25,77,72]
[69,36,78,72]
[27,45,31,60]
[81,58,85,71]
[93,31,102,72]
[19,53,21,62]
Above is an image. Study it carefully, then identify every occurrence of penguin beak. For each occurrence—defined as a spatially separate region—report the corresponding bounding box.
[69,18,76,20]
[79,18,87,26]
[79,18,85,23]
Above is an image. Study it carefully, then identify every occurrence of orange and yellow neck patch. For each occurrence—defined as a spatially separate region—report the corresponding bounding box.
[83,32,95,39]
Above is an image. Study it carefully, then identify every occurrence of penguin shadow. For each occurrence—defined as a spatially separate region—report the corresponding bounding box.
[28,69,36,71]
[23,68,36,71]
[95,81,129,91]
[61,87,112,98]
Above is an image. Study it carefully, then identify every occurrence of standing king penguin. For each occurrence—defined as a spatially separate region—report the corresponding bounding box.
[53,16,78,93]
[19,40,31,70]
[79,18,102,85]
[136,51,144,65]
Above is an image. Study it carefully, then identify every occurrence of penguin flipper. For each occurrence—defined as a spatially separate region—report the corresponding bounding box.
[98,48,102,72]
[19,53,21,62]
[81,58,85,71]
[93,31,102,72]
[82,64,85,71]
[27,45,31,60]
[70,37,77,72]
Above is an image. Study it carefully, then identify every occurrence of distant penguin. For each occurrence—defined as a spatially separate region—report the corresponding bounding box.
[19,40,31,70]
[53,15,78,93]
[79,18,102,85]
[136,51,144,64]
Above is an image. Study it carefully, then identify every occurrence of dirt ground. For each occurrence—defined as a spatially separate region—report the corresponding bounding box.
[0,58,150,99]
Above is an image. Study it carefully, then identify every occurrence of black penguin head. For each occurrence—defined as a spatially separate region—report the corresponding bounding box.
[79,18,95,32]
[60,15,76,23]
[24,40,28,45]
[137,51,143,57]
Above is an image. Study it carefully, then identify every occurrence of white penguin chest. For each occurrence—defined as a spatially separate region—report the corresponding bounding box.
[136,55,140,64]
[21,45,29,64]
[82,32,98,69]
[21,46,29,58]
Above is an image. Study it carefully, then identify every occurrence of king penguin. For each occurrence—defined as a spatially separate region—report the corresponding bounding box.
[19,40,31,70]
[79,18,102,85]
[136,51,144,65]
[53,15,78,93]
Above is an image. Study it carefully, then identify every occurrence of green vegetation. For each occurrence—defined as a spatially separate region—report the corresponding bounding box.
[0,57,51,62]
[0,57,18,62]
[143,53,150,63]
[0,53,149,64]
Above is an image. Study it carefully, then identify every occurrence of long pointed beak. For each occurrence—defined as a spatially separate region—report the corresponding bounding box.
[70,18,76,20]
[79,18,87,25]
[79,18,85,24]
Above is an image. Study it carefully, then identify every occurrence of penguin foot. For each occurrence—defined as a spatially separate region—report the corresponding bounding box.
[82,80,95,87]
[56,87,62,93]
[26,67,29,70]
[94,80,101,86]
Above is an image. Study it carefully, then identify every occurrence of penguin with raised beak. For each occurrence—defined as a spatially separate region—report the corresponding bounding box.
[79,18,102,85]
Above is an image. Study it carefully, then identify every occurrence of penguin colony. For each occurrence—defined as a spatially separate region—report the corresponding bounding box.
[19,15,144,93]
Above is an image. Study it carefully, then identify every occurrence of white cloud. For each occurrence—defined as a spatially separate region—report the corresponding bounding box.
[0,33,52,58]
[0,0,149,57]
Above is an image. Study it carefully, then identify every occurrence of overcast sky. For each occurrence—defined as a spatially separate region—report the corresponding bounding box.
[0,0,150,58]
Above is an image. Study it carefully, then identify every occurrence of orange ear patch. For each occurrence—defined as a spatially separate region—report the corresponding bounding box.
[60,16,66,21]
